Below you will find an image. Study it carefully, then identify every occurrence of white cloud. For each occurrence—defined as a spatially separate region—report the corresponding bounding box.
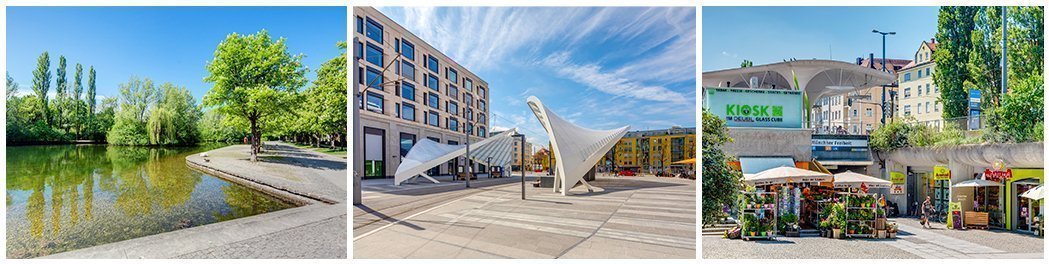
[540,52,690,105]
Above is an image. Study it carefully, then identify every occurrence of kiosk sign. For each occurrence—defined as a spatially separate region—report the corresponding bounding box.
[704,87,804,128]
[934,166,951,181]
[984,160,1012,182]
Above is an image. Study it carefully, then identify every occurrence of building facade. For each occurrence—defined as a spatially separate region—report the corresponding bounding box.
[602,127,696,174]
[355,7,490,178]
[490,130,534,172]
[811,56,910,135]
[896,38,942,129]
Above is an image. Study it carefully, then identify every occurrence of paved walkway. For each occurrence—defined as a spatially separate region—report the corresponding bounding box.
[354,175,696,259]
[47,142,347,259]
[703,217,1042,259]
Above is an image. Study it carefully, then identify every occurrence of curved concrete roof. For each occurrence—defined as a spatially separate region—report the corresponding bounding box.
[883,142,1043,168]
[702,59,897,101]
[527,96,629,195]
[394,128,517,186]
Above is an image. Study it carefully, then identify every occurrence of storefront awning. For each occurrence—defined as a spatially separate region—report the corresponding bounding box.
[671,158,696,165]
[951,179,1004,188]
[833,171,891,189]
[739,156,795,177]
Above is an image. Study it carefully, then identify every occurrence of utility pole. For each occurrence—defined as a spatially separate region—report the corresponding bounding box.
[465,118,472,188]
[873,29,896,125]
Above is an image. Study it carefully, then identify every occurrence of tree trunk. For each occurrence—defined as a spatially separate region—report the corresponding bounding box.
[330,133,336,149]
[249,118,259,162]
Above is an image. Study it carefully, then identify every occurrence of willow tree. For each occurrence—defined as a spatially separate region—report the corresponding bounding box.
[203,30,307,162]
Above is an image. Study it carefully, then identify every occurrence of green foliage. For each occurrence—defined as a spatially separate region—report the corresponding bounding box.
[279,42,347,148]
[740,59,753,68]
[88,66,97,114]
[6,72,17,99]
[701,110,743,225]
[198,109,246,143]
[203,30,307,161]
[994,73,1044,142]
[934,6,978,119]
[31,52,51,124]
[107,77,200,146]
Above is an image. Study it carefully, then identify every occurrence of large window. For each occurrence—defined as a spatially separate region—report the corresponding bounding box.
[904,87,910,98]
[428,93,440,110]
[448,85,459,100]
[448,68,458,84]
[426,74,439,91]
[366,18,383,44]
[478,126,486,137]
[448,101,458,115]
[401,103,416,121]
[918,69,923,78]
[904,73,911,82]
[399,133,416,157]
[401,39,415,60]
[401,82,415,101]
[467,109,473,121]
[464,78,473,91]
[366,43,383,67]
[449,118,459,132]
[478,100,486,111]
[400,60,415,81]
[478,86,486,98]
[366,67,383,90]
[904,105,911,116]
[366,92,384,113]
[926,84,930,94]
[427,111,439,127]
[427,55,439,73]
[464,94,473,106]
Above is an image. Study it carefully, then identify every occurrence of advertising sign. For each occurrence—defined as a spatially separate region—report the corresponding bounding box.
[948,202,963,229]
[704,87,804,128]
[934,166,951,181]
[889,172,906,184]
[969,89,982,131]
[890,184,905,194]
[984,160,1013,182]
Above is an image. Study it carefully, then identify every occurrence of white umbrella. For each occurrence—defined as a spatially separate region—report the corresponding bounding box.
[951,179,1004,188]
[833,171,891,189]
[745,166,831,186]
[1020,185,1044,200]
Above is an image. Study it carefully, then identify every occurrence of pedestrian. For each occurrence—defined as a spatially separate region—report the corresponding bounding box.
[921,196,934,228]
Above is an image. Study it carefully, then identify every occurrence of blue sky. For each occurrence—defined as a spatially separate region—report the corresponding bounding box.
[376,7,698,146]
[7,6,346,101]
[703,6,939,71]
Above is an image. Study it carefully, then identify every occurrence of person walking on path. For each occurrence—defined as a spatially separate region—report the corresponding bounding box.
[921,196,934,228]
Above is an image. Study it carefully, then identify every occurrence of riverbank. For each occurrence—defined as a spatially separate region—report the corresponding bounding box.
[44,142,348,259]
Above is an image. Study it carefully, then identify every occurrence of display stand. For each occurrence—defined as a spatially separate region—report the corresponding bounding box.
[740,191,778,241]
[841,192,877,238]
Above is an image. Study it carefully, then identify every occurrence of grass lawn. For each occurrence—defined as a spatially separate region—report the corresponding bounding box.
[287,141,347,158]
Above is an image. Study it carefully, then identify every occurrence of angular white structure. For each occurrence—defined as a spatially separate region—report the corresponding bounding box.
[394,128,518,186]
[527,96,629,195]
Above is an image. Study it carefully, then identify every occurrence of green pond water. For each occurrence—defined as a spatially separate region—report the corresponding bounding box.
[6,144,295,258]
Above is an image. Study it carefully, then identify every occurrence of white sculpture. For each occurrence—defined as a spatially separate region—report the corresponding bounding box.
[526,96,629,195]
[394,128,518,186]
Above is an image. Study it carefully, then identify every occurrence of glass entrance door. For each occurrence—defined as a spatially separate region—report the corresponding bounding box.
[364,127,386,179]
[1014,182,1039,232]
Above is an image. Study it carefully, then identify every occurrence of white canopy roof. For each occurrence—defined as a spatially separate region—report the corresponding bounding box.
[1020,185,1044,200]
[394,128,517,185]
[702,59,896,102]
[745,166,831,186]
[833,171,891,189]
[527,96,629,195]
[951,179,1004,188]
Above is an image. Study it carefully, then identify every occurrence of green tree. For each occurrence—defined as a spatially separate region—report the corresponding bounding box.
[6,72,16,100]
[73,64,85,139]
[994,73,1043,142]
[203,30,307,162]
[967,7,1003,108]
[934,6,979,119]
[740,59,753,68]
[300,42,347,149]
[107,77,157,145]
[701,110,743,225]
[31,52,51,124]
[55,55,68,132]
[87,66,97,115]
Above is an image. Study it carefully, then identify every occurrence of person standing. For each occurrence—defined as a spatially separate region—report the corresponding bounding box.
[921,196,934,228]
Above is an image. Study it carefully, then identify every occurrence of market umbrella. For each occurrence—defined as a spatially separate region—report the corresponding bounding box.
[671,158,695,165]
[1020,185,1044,200]
[833,171,891,189]
[745,166,831,186]
[951,179,1004,188]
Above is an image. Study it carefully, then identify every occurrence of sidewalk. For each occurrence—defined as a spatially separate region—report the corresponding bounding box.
[47,142,348,259]
[354,175,696,259]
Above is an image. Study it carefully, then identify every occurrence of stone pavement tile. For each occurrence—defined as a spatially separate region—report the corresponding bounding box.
[601,221,695,240]
[454,247,508,259]
[354,228,432,259]
[465,223,580,257]
[561,235,694,259]
[405,240,466,258]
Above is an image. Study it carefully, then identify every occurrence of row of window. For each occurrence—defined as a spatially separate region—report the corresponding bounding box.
[364,92,487,137]
[903,83,937,98]
[901,101,940,116]
[360,65,487,119]
[902,67,932,82]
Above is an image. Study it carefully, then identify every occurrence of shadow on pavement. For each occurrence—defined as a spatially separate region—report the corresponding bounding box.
[354,204,425,231]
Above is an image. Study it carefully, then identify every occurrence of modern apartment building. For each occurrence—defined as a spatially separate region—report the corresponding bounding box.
[897,38,942,129]
[355,7,490,178]
[602,127,696,174]
[811,56,910,135]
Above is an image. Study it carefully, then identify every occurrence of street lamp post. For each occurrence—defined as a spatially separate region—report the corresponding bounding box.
[513,133,526,200]
[355,40,402,205]
[872,29,896,125]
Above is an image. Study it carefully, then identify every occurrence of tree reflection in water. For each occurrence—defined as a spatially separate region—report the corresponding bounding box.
[6,144,293,258]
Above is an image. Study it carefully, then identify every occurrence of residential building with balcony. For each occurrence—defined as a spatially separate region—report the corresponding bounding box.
[601,127,696,174]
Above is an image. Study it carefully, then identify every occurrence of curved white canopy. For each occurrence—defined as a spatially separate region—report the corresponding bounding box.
[1020,185,1044,200]
[833,171,891,189]
[394,128,517,185]
[952,179,1004,188]
[527,96,629,195]
[702,59,896,102]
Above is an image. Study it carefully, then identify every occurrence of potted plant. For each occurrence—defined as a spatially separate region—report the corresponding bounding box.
[887,222,898,238]
[819,219,830,237]
[831,203,846,238]
[781,213,799,237]
[875,208,887,230]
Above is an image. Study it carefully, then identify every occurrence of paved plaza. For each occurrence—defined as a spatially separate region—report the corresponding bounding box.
[703,217,1043,259]
[47,142,348,259]
[353,174,697,259]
